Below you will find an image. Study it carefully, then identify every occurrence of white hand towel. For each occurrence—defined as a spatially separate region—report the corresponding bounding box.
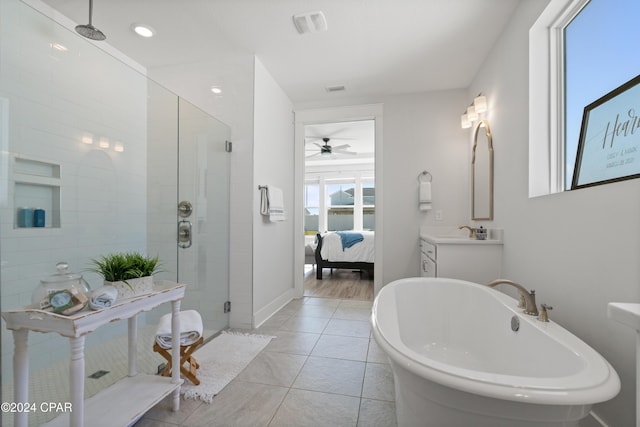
[155,309,203,349]
[419,181,432,211]
[268,186,286,222]
[419,182,432,202]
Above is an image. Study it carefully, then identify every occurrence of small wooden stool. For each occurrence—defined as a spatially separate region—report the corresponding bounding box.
[153,336,203,385]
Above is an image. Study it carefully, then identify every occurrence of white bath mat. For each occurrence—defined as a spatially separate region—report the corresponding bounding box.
[180,330,274,403]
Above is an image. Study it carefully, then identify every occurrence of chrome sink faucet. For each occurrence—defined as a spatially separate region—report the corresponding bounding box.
[458,225,476,239]
[487,279,539,316]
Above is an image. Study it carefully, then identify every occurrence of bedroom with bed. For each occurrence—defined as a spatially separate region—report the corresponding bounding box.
[314,230,374,279]
[303,120,375,300]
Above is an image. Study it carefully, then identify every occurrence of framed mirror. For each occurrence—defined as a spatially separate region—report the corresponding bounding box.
[471,120,493,220]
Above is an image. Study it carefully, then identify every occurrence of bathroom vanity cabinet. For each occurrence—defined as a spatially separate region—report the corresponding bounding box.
[2,281,186,427]
[420,231,503,284]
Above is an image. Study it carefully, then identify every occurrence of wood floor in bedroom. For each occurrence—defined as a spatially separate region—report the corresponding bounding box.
[303,266,373,301]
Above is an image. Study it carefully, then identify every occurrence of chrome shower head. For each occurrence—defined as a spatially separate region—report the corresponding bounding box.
[75,0,106,41]
[75,24,106,41]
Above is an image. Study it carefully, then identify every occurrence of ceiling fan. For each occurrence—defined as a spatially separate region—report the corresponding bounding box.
[306,137,357,158]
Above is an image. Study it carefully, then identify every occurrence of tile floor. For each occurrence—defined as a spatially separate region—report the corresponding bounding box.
[136,297,397,427]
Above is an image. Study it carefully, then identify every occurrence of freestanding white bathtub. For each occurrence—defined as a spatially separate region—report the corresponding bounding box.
[371,277,620,427]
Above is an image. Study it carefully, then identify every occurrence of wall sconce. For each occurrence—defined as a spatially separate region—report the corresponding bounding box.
[474,94,487,113]
[461,93,488,129]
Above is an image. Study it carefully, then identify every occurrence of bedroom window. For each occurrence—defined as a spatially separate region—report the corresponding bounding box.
[304,183,319,234]
[327,182,355,231]
[362,180,375,230]
[305,178,375,232]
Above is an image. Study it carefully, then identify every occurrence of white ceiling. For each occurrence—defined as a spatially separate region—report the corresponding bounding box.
[38,0,521,105]
[36,0,520,170]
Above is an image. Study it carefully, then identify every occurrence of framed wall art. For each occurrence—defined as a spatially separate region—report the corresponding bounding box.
[572,73,640,189]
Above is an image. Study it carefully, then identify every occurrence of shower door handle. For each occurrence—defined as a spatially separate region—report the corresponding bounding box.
[178,220,192,249]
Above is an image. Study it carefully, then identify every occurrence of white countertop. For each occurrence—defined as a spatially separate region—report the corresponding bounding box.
[608,302,640,331]
[420,226,504,245]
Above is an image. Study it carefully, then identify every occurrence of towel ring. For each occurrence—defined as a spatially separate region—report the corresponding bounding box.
[417,171,432,183]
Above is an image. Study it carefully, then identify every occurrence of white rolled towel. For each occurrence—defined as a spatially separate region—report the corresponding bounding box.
[155,309,203,349]
[89,285,118,310]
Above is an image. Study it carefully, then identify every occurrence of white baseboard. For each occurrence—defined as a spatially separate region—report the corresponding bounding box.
[253,288,297,328]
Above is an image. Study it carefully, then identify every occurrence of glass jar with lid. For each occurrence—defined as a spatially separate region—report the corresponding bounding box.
[32,262,91,314]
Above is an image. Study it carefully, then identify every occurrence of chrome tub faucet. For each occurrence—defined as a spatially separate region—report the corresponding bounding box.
[487,279,539,316]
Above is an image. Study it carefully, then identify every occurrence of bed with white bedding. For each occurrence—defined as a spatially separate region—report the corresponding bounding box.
[315,231,374,280]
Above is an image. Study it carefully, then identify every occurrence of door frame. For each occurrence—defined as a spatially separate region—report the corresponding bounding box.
[294,104,384,297]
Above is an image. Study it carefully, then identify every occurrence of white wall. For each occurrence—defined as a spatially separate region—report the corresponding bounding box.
[252,58,296,326]
[468,1,638,425]
[381,90,469,284]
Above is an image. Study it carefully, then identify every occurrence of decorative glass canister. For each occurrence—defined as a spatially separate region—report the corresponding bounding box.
[32,262,91,314]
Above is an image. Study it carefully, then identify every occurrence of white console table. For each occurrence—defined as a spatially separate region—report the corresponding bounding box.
[2,280,186,427]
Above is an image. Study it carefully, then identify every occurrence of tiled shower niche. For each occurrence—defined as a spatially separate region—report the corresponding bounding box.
[13,157,61,229]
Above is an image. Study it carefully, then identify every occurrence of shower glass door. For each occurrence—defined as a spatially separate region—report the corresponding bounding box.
[176,98,230,334]
[147,82,230,334]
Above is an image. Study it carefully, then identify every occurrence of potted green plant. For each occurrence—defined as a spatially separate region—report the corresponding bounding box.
[89,252,162,299]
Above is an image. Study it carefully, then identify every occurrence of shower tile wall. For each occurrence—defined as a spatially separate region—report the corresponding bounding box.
[0,0,149,382]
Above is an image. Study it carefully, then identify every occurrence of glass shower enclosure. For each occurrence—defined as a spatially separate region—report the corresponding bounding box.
[0,1,229,423]
[147,81,231,334]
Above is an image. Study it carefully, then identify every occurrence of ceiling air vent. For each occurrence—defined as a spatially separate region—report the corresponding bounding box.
[293,11,327,34]
[325,85,346,93]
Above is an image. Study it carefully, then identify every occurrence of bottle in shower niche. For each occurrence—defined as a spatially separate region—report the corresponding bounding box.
[18,207,33,227]
[33,208,45,227]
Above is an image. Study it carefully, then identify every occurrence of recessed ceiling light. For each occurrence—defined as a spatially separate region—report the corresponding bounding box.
[210,86,222,94]
[131,24,155,38]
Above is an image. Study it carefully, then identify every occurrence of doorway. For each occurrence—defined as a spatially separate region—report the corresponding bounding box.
[294,104,383,299]
[303,120,375,300]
